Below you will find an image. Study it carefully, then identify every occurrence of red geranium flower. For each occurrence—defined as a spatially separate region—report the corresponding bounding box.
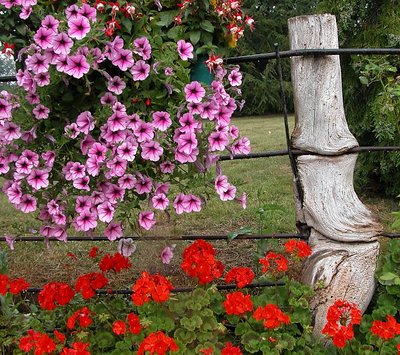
[88,246,99,258]
[75,272,109,299]
[66,307,93,330]
[53,330,66,344]
[0,274,9,295]
[223,291,254,316]
[284,239,312,258]
[131,271,173,306]
[19,329,56,355]
[322,300,361,348]
[200,347,213,355]
[259,252,288,273]
[127,313,142,334]
[221,342,242,355]
[137,331,178,355]
[99,252,132,273]
[181,239,224,284]
[38,282,75,310]
[61,342,90,355]
[370,315,400,340]
[112,320,127,335]
[253,304,290,329]
[9,277,30,294]
[225,267,255,288]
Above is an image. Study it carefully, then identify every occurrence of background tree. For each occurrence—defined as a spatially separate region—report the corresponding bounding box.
[317,0,400,197]
[234,0,319,115]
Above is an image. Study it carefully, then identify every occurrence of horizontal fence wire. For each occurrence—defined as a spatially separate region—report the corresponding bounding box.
[0,233,306,242]
[226,48,400,64]
[219,146,400,161]
[1,232,399,243]
[24,281,286,295]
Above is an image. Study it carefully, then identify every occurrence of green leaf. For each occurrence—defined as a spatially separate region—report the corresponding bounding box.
[227,226,252,241]
[359,76,369,85]
[189,30,201,45]
[121,17,133,33]
[199,20,214,33]
[379,272,397,284]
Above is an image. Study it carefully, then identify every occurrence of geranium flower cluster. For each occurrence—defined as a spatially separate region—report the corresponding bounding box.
[370,315,400,340]
[0,1,250,244]
[0,273,30,295]
[322,299,362,348]
[181,239,224,284]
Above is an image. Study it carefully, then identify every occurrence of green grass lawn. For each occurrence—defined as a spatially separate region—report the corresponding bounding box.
[0,115,397,287]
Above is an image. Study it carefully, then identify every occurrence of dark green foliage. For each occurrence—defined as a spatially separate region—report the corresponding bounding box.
[318,0,400,197]
[233,0,319,115]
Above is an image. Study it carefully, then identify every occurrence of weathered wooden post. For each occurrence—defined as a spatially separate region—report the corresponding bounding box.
[288,14,383,337]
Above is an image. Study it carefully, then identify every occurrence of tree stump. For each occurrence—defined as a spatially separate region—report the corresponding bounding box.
[288,14,383,337]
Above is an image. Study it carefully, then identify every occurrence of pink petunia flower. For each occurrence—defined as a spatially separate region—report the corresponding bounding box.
[160,161,175,174]
[133,37,151,60]
[66,54,90,79]
[118,238,136,257]
[116,141,137,161]
[173,193,186,215]
[27,169,49,190]
[78,3,97,22]
[97,201,115,223]
[104,222,123,241]
[111,48,134,71]
[68,14,91,40]
[134,121,154,142]
[26,53,49,74]
[231,137,251,155]
[52,32,73,55]
[215,175,229,195]
[75,196,93,213]
[6,182,22,204]
[182,194,201,212]
[73,176,90,191]
[34,72,50,87]
[219,184,236,201]
[176,132,198,155]
[32,104,50,120]
[138,211,156,230]
[18,194,37,213]
[208,131,229,151]
[107,111,128,131]
[33,27,55,49]
[101,92,117,106]
[228,69,242,86]
[74,210,97,231]
[134,176,152,195]
[152,111,171,132]
[152,193,169,210]
[177,40,193,61]
[0,98,12,119]
[107,76,126,95]
[0,122,21,141]
[130,60,150,81]
[160,245,176,264]
[184,81,205,103]
[118,174,136,189]
[141,141,163,162]
[76,111,95,134]
[5,235,16,251]
[41,14,59,33]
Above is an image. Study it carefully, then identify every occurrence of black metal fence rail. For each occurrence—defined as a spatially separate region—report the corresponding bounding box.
[25,280,286,295]
[226,48,400,64]
[1,231,398,243]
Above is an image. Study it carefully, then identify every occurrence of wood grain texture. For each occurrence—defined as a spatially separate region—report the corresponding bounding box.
[288,14,358,155]
[288,14,382,339]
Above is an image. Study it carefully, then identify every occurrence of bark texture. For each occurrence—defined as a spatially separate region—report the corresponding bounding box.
[288,14,382,337]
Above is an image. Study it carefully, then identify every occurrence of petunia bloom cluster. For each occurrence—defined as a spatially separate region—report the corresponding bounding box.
[0,1,251,244]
